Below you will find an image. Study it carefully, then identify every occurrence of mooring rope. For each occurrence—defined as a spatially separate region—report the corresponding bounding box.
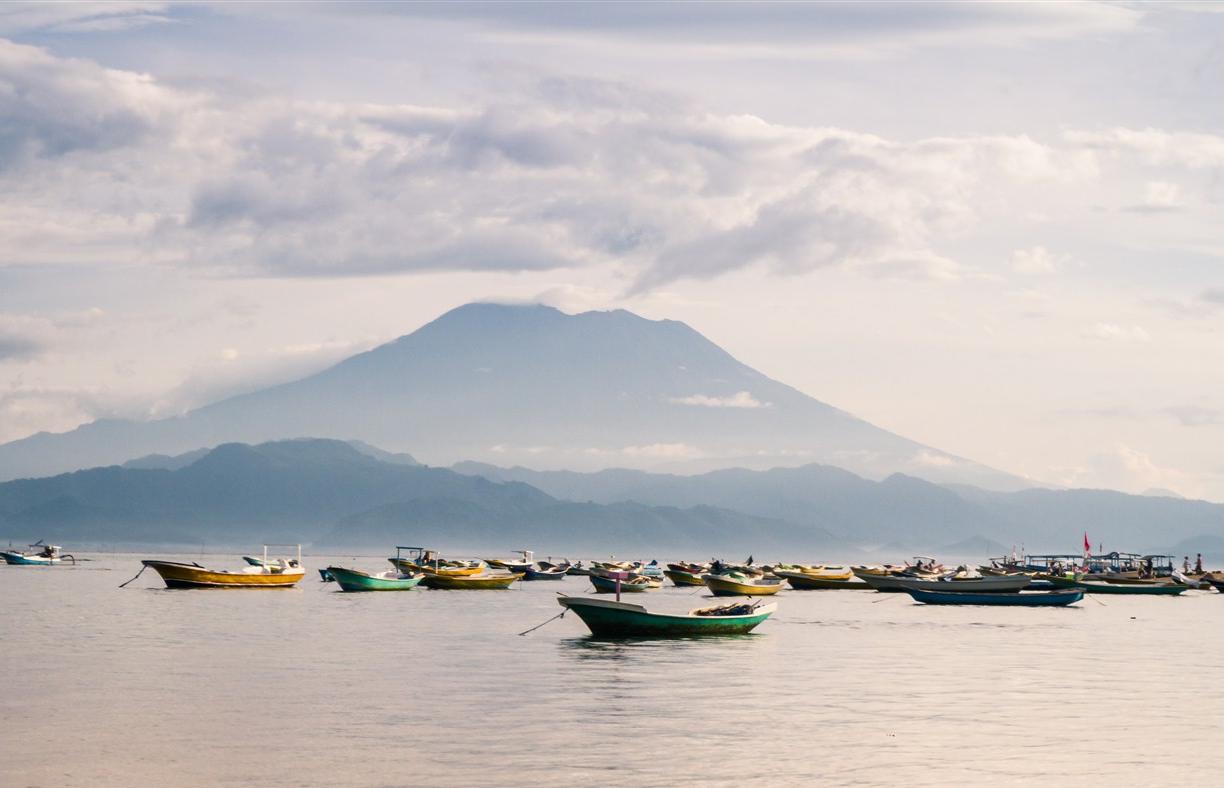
[517,610,566,636]
[118,564,148,588]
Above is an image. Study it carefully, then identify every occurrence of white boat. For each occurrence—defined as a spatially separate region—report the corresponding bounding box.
[1,542,74,565]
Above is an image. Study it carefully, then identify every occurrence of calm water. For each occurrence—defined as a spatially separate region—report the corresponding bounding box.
[2,554,1222,786]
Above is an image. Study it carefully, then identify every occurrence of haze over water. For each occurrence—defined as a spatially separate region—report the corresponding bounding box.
[3,555,1222,786]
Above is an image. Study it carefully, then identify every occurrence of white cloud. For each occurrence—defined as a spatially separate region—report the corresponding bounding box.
[1085,322,1151,342]
[622,442,703,459]
[1010,245,1065,274]
[669,391,770,409]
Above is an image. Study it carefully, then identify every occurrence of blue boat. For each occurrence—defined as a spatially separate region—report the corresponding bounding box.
[904,587,1084,607]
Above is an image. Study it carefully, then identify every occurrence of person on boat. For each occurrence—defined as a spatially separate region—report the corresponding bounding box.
[746,554,754,566]
[711,559,724,574]
[1183,556,1191,572]
[1196,554,1204,573]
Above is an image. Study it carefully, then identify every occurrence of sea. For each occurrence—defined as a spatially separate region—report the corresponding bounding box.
[2,553,1222,787]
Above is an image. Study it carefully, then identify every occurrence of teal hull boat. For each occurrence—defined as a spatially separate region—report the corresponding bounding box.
[588,573,655,593]
[1046,576,1190,595]
[557,596,776,637]
[327,566,423,592]
[905,587,1084,606]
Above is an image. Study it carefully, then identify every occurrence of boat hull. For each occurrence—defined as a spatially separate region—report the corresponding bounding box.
[905,588,1084,606]
[327,566,422,591]
[389,559,484,576]
[523,567,568,580]
[1,551,59,565]
[776,571,870,590]
[1046,576,1190,595]
[859,573,1031,593]
[142,560,305,588]
[663,569,706,586]
[557,596,776,637]
[589,574,654,593]
[419,573,519,590]
[703,575,785,596]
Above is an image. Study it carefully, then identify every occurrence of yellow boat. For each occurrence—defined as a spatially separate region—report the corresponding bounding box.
[796,565,853,580]
[388,547,486,576]
[142,546,305,589]
[419,572,520,590]
[703,573,786,597]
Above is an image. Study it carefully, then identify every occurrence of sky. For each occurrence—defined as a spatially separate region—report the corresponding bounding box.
[1,1,1224,498]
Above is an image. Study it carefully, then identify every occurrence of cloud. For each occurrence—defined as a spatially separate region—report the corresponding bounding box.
[669,391,770,409]
[1165,405,1224,427]
[622,442,703,459]
[0,3,169,36]
[1010,245,1065,274]
[1124,181,1185,214]
[1085,322,1151,342]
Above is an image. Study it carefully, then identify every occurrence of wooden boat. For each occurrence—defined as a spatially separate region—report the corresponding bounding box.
[389,546,485,576]
[487,550,534,574]
[557,596,777,637]
[327,566,423,591]
[703,573,785,597]
[565,562,592,576]
[1045,576,1190,595]
[904,587,1084,607]
[589,573,656,593]
[663,568,707,586]
[419,572,520,590]
[1,542,74,565]
[775,570,870,590]
[870,573,1033,594]
[142,545,305,589]
[523,564,568,580]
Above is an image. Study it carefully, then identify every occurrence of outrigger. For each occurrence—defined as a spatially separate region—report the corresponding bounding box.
[1,541,75,565]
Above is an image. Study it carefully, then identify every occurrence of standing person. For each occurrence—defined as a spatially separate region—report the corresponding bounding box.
[1184,556,1192,572]
[1196,553,1204,574]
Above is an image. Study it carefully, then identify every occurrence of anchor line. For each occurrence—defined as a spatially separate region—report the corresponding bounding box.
[517,610,566,636]
[118,564,148,588]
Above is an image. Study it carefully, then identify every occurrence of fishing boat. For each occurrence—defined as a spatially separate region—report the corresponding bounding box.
[663,562,708,586]
[589,573,657,593]
[775,570,869,590]
[703,572,785,597]
[487,550,534,574]
[389,546,485,576]
[904,587,1085,607]
[326,566,423,591]
[1,541,74,565]
[557,596,777,637]
[870,573,1034,594]
[142,545,305,589]
[419,571,520,590]
[1045,576,1191,595]
[523,564,568,580]
[636,560,665,579]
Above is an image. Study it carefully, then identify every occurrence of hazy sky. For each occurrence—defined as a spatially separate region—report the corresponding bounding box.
[2,2,1224,498]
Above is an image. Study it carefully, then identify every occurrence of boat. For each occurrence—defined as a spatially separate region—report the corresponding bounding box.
[775,570,869,590]
[1,541,75,565]
[419,571,520,590]
[636,560,665,579]
[523,564,568,580]
[318,568,335,582]
[557,596,777,637]
[487,550,534,574]
[866,573,1034,594]
[142,545,305,589]
[702,572,786,597]
[589,573,657,593]
[904,587,1085,607]
[388,546,485,576]
[663,567,707,586]
[326,566,423,592]
[565,562,592,576]
[1045,576,1191,595]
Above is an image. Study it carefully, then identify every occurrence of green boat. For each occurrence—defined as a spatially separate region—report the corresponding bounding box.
[556,596,776,637]
[326,565,424,592]
[1046,576,1190,595]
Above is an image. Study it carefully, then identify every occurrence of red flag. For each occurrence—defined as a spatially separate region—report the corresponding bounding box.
[1083,532,1091,554]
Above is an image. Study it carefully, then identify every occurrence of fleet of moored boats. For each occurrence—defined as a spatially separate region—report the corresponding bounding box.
[7,542,1221,637]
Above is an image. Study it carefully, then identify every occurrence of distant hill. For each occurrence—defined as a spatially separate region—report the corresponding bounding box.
[452,460,1224,555]
[0,302,1031,490]
[0,439,830,554]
